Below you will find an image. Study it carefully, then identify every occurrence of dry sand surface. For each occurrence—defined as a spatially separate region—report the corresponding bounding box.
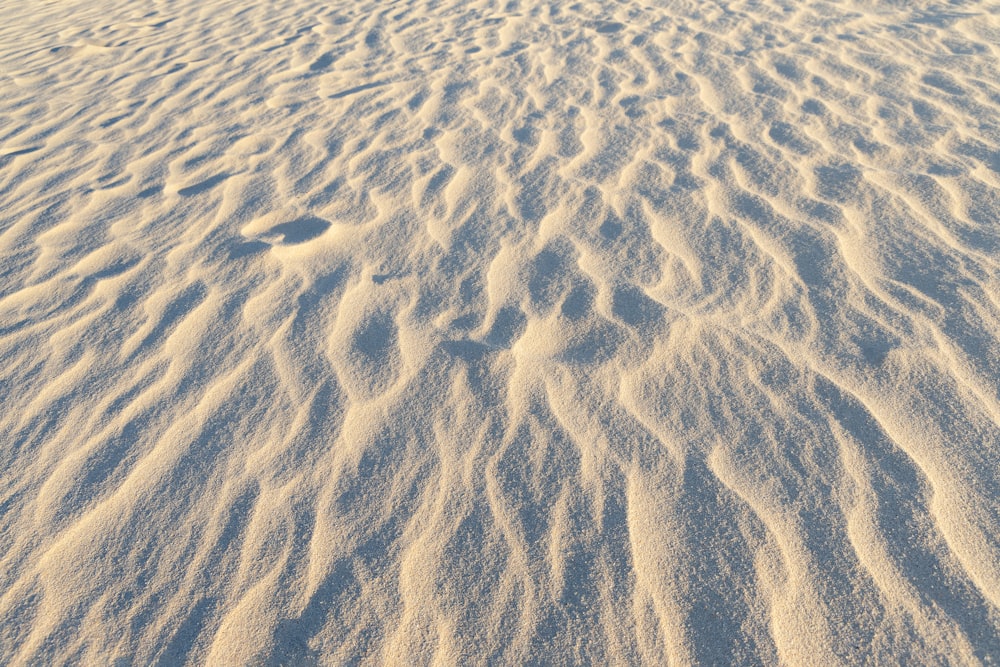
[2,0,1000,663]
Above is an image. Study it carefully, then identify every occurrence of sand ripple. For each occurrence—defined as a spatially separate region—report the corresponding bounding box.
[1,0,999,663]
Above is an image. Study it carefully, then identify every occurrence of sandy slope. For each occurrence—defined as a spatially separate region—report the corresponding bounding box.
[1,0,999,663]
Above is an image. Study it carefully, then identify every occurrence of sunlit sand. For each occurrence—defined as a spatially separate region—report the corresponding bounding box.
[1,0,999,663]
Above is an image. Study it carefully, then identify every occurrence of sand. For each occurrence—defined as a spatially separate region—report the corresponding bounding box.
[1,0,999,663]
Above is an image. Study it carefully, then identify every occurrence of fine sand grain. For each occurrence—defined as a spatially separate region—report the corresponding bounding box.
[1,0,999,664]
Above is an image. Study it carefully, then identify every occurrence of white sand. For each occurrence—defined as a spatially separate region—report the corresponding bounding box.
[1,0,999,663]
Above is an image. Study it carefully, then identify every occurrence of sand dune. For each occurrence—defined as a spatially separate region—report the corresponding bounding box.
[1,0,999,663]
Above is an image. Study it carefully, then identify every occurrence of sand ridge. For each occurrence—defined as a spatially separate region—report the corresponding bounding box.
[1,0,999,663]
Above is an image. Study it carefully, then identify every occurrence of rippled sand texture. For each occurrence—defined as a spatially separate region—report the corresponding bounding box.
[2,0,1000,663]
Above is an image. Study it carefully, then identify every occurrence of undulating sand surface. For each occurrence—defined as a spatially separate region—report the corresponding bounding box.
[2,0,1000,663]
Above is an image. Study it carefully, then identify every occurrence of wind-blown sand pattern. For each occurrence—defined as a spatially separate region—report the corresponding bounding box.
[1,0,999,663]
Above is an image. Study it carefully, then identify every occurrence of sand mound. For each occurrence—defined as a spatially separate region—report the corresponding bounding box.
[1,0,999,663]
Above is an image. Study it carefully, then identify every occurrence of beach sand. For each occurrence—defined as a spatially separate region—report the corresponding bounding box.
[1,0,999,663]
